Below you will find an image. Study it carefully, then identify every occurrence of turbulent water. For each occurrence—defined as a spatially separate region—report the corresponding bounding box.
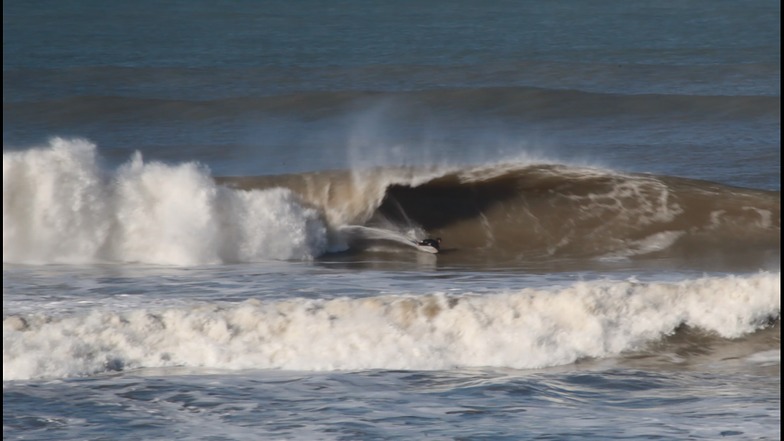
[3,1,781,440]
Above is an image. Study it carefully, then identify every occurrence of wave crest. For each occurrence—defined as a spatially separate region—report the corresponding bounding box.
[3,138,327,265]
[4,272,779,380]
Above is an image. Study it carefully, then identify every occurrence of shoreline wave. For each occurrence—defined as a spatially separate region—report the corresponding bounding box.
[3,272,779,381]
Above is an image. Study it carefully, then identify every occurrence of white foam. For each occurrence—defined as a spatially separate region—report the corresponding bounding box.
[599,230,686,260]
[3,139,327,265]
[566,172,684,226]
[745,350,780,365]
[4,272,779,381]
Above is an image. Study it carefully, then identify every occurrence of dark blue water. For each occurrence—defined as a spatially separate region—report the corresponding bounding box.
[4,0,780,181]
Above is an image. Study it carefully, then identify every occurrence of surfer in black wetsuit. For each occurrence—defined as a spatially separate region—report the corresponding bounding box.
[418,238,441,250]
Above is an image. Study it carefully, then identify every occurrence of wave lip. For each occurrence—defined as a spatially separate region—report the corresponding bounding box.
[3,272,779,381]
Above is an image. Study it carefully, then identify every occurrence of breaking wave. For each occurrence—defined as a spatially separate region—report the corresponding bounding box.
[220,160,780,265]
[3,138,780,266]
[3,272,779,381]
[3,138,327,265]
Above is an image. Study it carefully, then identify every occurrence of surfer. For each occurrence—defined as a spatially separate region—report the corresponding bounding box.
[417,238,442,251]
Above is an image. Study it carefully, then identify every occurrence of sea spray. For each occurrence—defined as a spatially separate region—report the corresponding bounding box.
[3,139,328,264]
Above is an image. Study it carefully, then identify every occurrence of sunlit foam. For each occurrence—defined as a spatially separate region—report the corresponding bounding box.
[3,138,327,265]
[3,272,779,380]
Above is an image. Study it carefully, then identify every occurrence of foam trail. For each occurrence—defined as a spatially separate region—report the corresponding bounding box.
[338,224,424,249]
[3,138,327,264]
[3,272,779,380]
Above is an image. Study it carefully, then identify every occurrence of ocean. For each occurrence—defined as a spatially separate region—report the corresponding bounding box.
[3,1,780,439]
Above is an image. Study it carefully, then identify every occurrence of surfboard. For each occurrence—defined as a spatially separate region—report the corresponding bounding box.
[415,244,439,254]
[412,241,439,254]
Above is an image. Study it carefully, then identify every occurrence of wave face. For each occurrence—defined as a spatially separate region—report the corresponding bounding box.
[4,139,779,267]
[220,164,780,266]
[3,272,779,381]
[3,139,327,265]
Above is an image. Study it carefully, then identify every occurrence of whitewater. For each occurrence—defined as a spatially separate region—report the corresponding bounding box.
[3,139,329,265]
[4,271,779,381]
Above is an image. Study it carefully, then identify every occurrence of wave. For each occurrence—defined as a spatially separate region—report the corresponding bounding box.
[3,139,327,264]
[5,86,779,125]
[5,60,780,102]
[220,163,780,265]
[4,138,780,266]
[3,272,779,381]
